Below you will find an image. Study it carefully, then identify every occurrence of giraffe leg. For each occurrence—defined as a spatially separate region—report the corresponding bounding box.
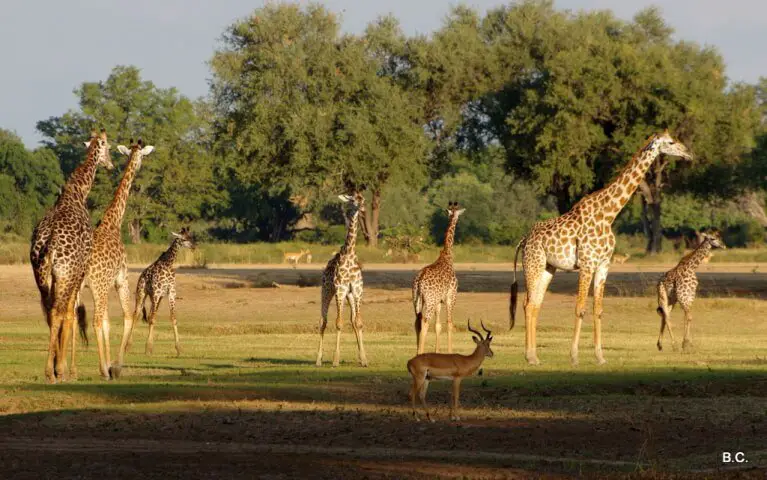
[332,285,349,367]
[434,309,441,354]
[316,282,333,366]
[681,302,694,352]
[91,289,111,379]
[570,269,594,366]
[168,287,181,356]
[112,271,134,377]
[417,304,435,355]
[45,308,62,384]
[524,262,554,366]
[592,264,609,365]
[56,293,78,382]
[446,287,456,354]
[145,295,162,355]
[348,283,368,367]
[450,378,462,421]
[70,294,79,381]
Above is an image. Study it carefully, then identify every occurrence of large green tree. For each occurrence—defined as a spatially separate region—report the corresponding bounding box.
[37,66,223,242]
[210,4,428,246]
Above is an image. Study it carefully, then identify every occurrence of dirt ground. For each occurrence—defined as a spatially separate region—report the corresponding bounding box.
[1,263,765,479]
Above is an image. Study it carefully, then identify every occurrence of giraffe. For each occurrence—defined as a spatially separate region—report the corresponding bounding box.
[315,193,368,367]
[510,129,693,366]
[114,227,195,372]
[29,129,114,383]
[412,201,465,354]
[656,230,726,352]
[87,138,154,379]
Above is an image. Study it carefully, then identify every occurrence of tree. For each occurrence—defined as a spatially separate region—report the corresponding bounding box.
[0,129,63,236]
[210,4,428,246]
[459,3,760,252]
[37,66,224,242]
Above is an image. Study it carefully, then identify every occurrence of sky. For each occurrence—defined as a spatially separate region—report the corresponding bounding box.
[2,0,766,148]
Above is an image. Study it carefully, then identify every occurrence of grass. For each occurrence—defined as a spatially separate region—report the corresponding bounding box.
[0,265,765,476]
[3,239,767,266]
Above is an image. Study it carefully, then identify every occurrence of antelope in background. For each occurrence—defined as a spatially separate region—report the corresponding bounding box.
[283,249,309,267]
[407,320,494,422]
[612,253,631,264]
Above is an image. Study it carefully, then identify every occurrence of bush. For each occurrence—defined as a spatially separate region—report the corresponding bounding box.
[723,219,765,247]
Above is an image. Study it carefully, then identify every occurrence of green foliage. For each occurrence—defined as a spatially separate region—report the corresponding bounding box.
[0,129,63,235]
[37,66,224,242]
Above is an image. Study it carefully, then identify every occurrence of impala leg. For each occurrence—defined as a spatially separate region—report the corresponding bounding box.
[410,373,423,420]
[418,378,432,423]
[332,285,349,367]
[592,264,608,365]
[316,283,332,366]
[450,378,462,421]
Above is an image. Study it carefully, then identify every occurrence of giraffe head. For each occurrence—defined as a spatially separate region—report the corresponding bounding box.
[338,192,365,217]
[84,128,114,170]
[116,138,155,170]
[700,229,726,249]
[172,227,196,249]
[467,319,494,358]
[445,201,466,219]
[649,129,693,160]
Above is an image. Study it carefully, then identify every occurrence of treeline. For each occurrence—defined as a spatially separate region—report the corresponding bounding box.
[3,1,767,252]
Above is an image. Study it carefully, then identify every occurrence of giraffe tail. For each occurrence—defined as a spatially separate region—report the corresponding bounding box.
[76,303,88,346]
[142,304,148,324]
[509,236,526,330]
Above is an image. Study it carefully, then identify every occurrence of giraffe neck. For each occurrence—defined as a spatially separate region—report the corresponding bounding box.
[601,139,661,224]
[62,143,103,206]
[439,214,458,261]
[159,239,182,267]
[100,151,141,230]
[340,208,360,256]
[682,241,712,271]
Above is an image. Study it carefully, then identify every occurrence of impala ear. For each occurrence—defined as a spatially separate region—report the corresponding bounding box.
[472,336,480,344]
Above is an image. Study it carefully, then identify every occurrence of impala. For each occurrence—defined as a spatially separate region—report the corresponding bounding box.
[283,249,308,266]
[406,320,494,422]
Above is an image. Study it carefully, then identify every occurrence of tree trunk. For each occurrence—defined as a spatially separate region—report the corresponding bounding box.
[360,189,381,248]
[638,168,665,254]
[129,219,142,244]
[646,200,663,253]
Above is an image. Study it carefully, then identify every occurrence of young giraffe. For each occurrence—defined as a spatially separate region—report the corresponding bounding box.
[510,129,693,366]
[316,193,369,367]
[656,230,726,352]
[87,139,154,379]
[115,228,195,369]
[412,201,465,354]
[29,129,114,383]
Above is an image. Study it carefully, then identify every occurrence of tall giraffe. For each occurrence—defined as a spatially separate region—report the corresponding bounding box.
[87,138,154,379]
[30,129,114,383]
[510,130,692,366]
[412,201,465,354]
[316,193,368,367]
[656,230,725,352]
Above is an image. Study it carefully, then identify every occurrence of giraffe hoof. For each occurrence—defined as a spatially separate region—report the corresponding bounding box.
[570,358,579,367]
[596,357,607,366]
[526,358,540,366]
[109,365,121,379]
[332,361,340,368]
[315,360,322,367]
[657,342,663,351]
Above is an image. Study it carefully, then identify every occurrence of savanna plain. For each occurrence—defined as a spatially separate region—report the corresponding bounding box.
[0,262,765,479]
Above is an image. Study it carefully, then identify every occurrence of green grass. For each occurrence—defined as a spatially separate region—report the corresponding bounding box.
[1,269,765,475]
[3,239,767,266]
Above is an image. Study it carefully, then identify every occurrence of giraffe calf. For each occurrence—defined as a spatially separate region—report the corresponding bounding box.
[656,231,726,352]
[113,228,195,376]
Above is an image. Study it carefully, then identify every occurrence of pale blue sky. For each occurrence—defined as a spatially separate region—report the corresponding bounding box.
[2,0,765,147]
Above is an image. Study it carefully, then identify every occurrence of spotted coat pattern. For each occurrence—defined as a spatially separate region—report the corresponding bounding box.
[116,228,195,367]
[412,202,464,354]
[656,231,726,352]
[316,193,368,367]
[511,130,693,366]
[29,130,113,383]
[87,139,154,379]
